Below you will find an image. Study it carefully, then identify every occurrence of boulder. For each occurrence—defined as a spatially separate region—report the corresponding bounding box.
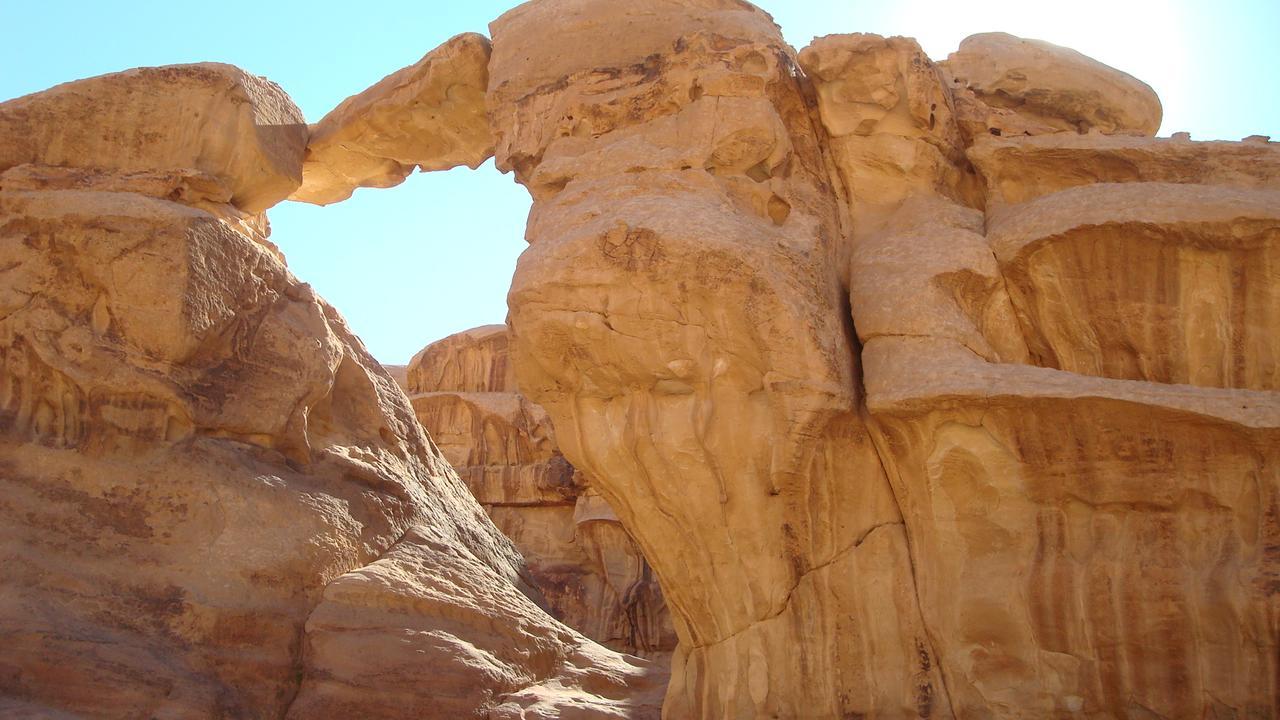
[940,32,1163,136]
[0,63,306,213]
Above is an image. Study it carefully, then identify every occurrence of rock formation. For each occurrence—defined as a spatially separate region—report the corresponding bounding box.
[404,325,676,657]
[0,60,660,719]
[291,33,494,206]
[3,2,1278,719]
[494,3,1278,718]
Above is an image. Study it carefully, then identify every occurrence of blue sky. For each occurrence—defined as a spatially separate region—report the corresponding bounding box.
[3,1,1276,363]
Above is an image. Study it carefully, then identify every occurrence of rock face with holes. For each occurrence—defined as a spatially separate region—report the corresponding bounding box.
[291,32,494,205]
[496,2,1278,718]
[405,325,677,658]
[0,56,662,720]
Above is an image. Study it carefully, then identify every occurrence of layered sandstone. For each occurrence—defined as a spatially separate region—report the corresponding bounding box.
[405,326,676,657]
[806,30,1279,720]
[3,3,1277,719]
[291,33,494,205]
[0,60,659,720]
[494,3,950,717]
[494,4,1277,718]
[0,64,307,213]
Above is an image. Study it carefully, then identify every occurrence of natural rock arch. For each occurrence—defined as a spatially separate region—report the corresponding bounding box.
[2,0,1278,718]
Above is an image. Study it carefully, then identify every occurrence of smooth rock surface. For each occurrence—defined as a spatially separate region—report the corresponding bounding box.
[940,32,1163,136]
[291,33,494,205]
[0,63,306,213]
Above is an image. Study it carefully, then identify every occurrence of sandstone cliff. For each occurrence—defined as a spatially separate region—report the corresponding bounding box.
[494,2,1278,718]
[0,60,661,720]
[404,325,677,658]
[2,2,1277,719]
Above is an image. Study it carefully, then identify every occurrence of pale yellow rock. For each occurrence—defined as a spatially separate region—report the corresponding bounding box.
[806,24,1279,719]
[941,32,1163,136]
[968,132,1280,206]
[0,63,306,213]
[291,33,494,205]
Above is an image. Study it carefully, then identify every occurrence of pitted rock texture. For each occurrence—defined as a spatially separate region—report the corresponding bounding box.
[0,61,660,720]
[405,325,677,658]
[291,33,494,205]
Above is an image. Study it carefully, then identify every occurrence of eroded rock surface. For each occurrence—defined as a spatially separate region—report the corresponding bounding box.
[405,325,676,658]
[940,32,1163,137]
[291,33,494,205]
[3,3,1278,719]
[0,61,659,720]
[807,29,1279,720]
[0,64,307,213]
[496,5,1277,719]
[495,3,949,717]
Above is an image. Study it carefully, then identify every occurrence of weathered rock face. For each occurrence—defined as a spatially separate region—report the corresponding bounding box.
[494,3,950,717]
[494,4,1278,718]
[291,33,494,205]
[405,325,677,658]
[941,32,1163,137]
[0,59,660,720]
[0,64,308,214]
[4,4,1278,719]
[811,29,1279,720]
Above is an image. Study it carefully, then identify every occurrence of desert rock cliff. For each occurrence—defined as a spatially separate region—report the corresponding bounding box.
[0,61,660,720]
[1,2,1277,719]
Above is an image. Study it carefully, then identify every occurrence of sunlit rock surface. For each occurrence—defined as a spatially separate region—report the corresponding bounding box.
[0,57,660,720]
[2,1,1278,718]
[291,33,494,206]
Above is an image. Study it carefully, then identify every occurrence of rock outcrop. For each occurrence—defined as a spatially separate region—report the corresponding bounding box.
[494,3,949,717]
[0,64,308,214]
[405,325,676,658]
[495,4,1277,719]
[291,33,494,205]
[0,58,659,720]
[3,3,1278,719]
[941,32,1163,137]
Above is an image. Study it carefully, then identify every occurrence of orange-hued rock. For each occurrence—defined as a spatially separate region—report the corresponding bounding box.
[496,3,948,718]
[0,65,660,720]
[291,33,494,205]
[806,28,1278,720]
[940,32,1163,136]
[0,63,307,213]
[4,3,1279,718]
[407,326,677,658]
